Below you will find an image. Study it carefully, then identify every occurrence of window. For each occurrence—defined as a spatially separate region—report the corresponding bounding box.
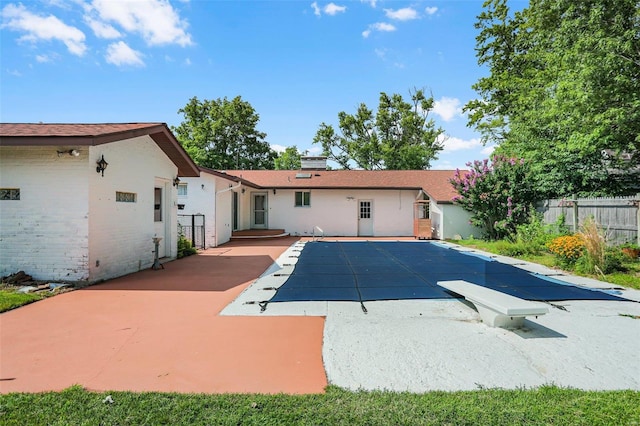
[154,188,162,222]
[0,188,20,200]
[116,191,137,203]
[177,183,188,196]
[295,191,310,207]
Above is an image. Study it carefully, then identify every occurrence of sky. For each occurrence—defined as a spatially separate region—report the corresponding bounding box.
[0,0,526,170]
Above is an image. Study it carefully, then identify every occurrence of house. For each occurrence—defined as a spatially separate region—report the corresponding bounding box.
[0,123,199,283]
[178,157,478,245]
[176,167,259,248]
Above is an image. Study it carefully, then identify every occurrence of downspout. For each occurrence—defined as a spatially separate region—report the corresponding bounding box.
[216,181,242,195]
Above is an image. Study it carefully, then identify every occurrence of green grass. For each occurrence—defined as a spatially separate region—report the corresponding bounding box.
[0,385,638,425]
[0,290,43,313]
[452,239,640,290]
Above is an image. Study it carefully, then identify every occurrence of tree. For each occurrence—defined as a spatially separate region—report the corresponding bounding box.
[172,96,276,170]
[450,155,539,240]
[313,90,444,170]
[465,0,640,197]
[274,146,303,170]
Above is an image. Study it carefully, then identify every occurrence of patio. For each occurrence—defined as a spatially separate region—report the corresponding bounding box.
[1,237,639,394]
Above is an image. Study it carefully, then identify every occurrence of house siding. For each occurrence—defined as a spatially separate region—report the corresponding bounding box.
[260,189,421,237]
[0,146,90,281]
[439,203,481,239]
[88,136,178,282]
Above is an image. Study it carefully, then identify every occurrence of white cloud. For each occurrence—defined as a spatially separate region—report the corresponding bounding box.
[324,3,346,15]
[374,48,386,59]
[307,146,323,155]
[105,41,144,67]
[85,16,121,39]
[425,6,438,16]
[1,3,87,56]
[481,145,497,155]
[183,57,191,66]
[311,2,321,16]
[433,96,462,122]
[312,2,346,17]
[360,0,376,7]
[438,135,483,153]
[6,68,22,76]
[270,144,288,153]
[87,0,192,46]
[384,7,418,21]
[362,22,396,38]
[35,53,56,62]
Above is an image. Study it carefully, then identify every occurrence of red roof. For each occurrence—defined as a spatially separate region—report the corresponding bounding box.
[220,169,460,203]
[0,123,199,177]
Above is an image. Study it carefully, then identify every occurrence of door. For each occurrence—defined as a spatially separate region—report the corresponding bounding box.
[251,193,268,229]
[232,191,239,231]
[153,185,167,257]
[358,200,374,236]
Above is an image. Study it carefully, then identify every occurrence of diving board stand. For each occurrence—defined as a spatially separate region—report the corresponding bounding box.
[438,280,549,328]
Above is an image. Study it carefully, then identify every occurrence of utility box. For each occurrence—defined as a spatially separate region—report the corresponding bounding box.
[413,200,432,239]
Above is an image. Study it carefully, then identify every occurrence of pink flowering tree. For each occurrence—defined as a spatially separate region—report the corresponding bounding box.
[450,156,539,240]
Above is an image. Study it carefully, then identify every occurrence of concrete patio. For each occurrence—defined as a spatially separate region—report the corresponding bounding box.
[1,237,639,394]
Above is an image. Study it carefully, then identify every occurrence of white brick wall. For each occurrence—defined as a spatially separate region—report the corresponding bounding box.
[0,136,180,284]
[88,136,178,282]
[0,146,90,281]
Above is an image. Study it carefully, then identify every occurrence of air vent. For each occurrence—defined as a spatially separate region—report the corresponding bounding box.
[295,173,312,179]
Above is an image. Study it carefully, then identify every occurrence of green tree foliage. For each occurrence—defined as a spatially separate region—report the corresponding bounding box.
[173,96,276,170]
[274,146,302,170]
[313,90,444,170]
[450,156,539,240]
[465,0,640,197]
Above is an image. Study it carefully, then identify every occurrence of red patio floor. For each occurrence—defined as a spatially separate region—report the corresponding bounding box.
[0,237,327,394]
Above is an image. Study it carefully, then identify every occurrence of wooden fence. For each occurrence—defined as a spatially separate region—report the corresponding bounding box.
[537,195,640,245]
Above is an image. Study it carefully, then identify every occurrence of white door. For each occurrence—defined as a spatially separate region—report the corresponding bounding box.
[153,185,167,257]
[358,200,373,236]
[252,193,268,229]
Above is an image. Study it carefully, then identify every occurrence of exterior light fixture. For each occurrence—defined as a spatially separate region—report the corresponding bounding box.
[241,188,245,194]
[173,176,181,187]
[273,188,277,195]
[96,155,108,176]
[57,149,80,157]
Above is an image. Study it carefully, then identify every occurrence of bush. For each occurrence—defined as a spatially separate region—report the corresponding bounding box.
[178,235,197,258]
[450,156,539,240]
[547,235,585,267]
[495,241,528,256]
[576,217,606,274]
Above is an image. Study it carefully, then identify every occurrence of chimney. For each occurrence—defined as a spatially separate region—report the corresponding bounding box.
[300,156,327,170]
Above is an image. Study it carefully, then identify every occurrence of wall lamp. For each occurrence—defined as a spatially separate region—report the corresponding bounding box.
[58,149,80,157]
[241,188,246,194]
[173,176,181,187]
[273,188,277,195]
[96,155,108,176]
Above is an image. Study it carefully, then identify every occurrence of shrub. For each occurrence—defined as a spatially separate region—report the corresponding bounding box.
[450,156,540,240]
[547,235,585,267]
[576,247,627,275]
[511,211,551,255]
[178,235,197,258]
[495,240,527,257]
[575,217,606,274]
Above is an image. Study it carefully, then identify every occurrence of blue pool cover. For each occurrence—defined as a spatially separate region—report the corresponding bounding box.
[268,241,628,303]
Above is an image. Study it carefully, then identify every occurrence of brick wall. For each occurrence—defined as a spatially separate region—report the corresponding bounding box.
[0,146,90,281]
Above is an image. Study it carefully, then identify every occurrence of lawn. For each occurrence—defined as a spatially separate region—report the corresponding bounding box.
[0,385,638,425]
[0,290,42,313]
[452,239,640,290]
